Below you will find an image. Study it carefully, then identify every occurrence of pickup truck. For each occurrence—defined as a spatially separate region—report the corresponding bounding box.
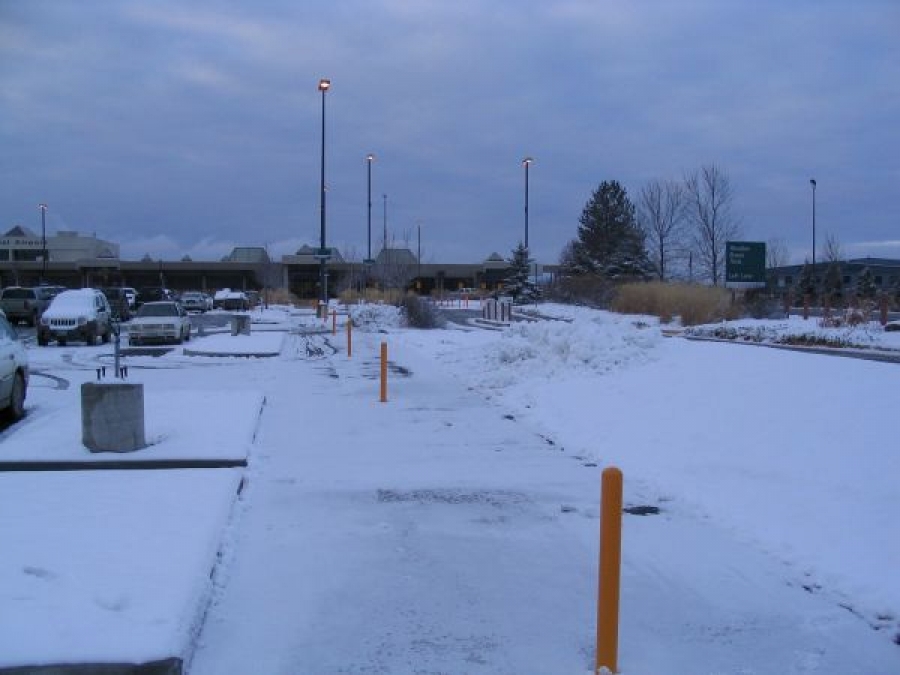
[0,286,58,326]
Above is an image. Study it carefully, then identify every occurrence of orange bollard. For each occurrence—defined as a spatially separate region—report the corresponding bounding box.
[596,467,623,674]
[332,309,337,335]
[346,319,352,358]
[379,342,388,402]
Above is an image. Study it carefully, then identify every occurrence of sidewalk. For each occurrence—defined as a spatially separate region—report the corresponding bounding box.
[187,329,899,674]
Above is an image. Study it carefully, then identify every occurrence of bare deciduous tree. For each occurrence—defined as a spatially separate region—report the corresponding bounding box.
[684,164,741,285]
[823,233,843,263]
[637,179,687,281]
[766,237,789,270]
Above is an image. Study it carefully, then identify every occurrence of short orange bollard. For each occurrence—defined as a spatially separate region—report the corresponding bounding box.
[379,341,387,402]
[346,319,352,358]
[596,467,623,674]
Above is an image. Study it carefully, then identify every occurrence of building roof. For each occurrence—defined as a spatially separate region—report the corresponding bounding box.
[223,247,271,264]
[4,225,38,238]
[375,248,418,266]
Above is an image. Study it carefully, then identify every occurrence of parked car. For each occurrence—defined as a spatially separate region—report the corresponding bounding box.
[128,301,192,345]
[0,310,28,421]
[136,287,174,307]
[100,287,132,321]
[179,291,210,313]
[0,286,57,326]
[38,289,113,346]
[213,289,249,311]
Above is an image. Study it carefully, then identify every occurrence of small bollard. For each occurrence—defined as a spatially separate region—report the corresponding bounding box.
[96,368,102,381]
[596,467,623,675]
[347,319,352,358]
[380,341,388,403]
[332,309,337,335]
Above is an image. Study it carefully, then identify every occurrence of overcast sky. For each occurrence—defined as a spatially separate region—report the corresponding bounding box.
[2,1,898,266]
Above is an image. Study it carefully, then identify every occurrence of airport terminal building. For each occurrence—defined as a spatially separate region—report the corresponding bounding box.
[0,226,548,298]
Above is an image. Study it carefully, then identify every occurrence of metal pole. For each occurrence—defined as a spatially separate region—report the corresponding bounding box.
[382,193,388,252]
[318,79,330,315]
[417,223,421,286]
[367,155,373,262]
[525,161,530,250]
[810,179,817,274]
[38,203,48,283]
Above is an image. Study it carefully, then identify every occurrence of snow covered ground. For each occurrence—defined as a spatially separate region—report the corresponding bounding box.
[1,304,898,674]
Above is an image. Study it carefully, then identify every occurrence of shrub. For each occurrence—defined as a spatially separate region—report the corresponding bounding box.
[400,293,445,329]
[611,282,734,326]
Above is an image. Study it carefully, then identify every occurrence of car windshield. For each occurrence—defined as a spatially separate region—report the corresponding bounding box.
[137,303,178,317]
[2,288,34,299]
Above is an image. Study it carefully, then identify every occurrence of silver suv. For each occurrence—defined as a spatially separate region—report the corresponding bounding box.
[38,289,113,346]
[0,286,57,326]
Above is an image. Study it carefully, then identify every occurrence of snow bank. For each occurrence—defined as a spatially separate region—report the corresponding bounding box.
[349,303,402,331]
[686,316,900,351]
[473,311,662,389]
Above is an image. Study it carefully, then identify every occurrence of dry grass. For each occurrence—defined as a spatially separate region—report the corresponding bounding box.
[611,282,735,326]
[338,288,407,305]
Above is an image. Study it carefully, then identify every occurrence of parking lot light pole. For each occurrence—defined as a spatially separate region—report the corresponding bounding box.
[317,78,331,317]
[522,157,533,250]
[810,178,817,274]
[38,203,48,283]
[366,154,375,263]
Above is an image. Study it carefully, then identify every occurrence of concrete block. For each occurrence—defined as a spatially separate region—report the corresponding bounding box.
[81,382,146,453]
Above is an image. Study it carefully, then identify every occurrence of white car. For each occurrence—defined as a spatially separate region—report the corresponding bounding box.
[38,289,113,346]
[0,310,28,421]
[128,301,192,345]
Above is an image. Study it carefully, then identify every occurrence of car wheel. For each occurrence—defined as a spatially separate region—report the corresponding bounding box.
[5,372,26,421]
[38,335,48,347]
[102,326,111,344]
[184,327,191,342]
[58,338,67,347]
[85,327,96,346]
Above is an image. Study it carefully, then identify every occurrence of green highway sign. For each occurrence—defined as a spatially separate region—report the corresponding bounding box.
[725,241,766,287]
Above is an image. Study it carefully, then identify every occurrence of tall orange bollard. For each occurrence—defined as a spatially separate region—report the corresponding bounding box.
[379,342,388,402]
[346,319,352,358]
[596,467,623,674]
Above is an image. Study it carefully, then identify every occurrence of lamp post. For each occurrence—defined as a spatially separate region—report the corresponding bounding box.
[38,203,48,284]
[809,179,817,274]
[382,193,388,253]
[417,221,421,286]
[522,157,533,250]
[316,78,331,317]
[365,154,375,264]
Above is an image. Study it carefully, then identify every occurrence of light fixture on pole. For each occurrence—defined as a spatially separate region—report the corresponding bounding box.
[316,78,331,317]
[365,154,375,264]
[809,178,817,273]
[522,157,533,250]
[38,203,48,283]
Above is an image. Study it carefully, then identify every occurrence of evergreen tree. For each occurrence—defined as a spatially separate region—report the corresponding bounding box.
[796,261,816,302]
[503,243,540,304]
[570,180,651,279]
[856,266,877,301]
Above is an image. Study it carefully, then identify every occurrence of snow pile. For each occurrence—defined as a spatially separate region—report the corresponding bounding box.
[477,312,662,388]
[349,303,403,331]
[685,317,899,350]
